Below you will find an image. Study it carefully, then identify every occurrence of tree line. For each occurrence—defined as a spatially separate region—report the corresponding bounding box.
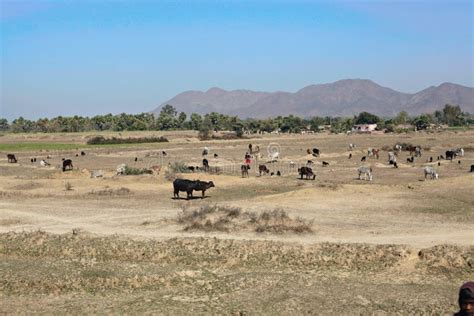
[0,104,471,135]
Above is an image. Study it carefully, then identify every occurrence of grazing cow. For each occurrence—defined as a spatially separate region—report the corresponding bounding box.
[241,164,250,177]
[116,163,127,175]
[173,179,214,199]
[214,153,218,158]
[298,166,315,180]
[276,170,281,176]
[394,144,402,152]
[322,161,329,167]
[368,148,380,159]
[388,152,397,165]
[407,157,414,163]
[440,155,445,160]
[81,151,86,156]
[62,159,73,172]
[202,147,209,156]
[429,157,433,163]
[312,148,320,157]
[7,154,17,163]
[361,156,366,162]
[188,166,196,173]
[258,164,270,176]
[423,166,438,180]
[470,165,474,172]
[162,151,167,156]
[202,158,209,171]
[445,150,456,161]
[358,166,373,181]
[348,153,352,159]
[149,165,161,175]
[455,148,464,157]
[40,160,50,167]
[270,172,275,176]
[306,149,311,155]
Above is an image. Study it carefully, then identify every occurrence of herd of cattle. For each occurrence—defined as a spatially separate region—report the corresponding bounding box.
[4,143,473,200]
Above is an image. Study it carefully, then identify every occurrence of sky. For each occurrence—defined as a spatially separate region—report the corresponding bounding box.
[0,0,473,120]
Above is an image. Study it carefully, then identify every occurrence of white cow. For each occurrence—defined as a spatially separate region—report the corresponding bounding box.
[423,166,439,180]
[358,166,373,181]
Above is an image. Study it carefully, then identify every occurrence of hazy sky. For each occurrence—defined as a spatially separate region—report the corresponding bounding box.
[1,0,473,120]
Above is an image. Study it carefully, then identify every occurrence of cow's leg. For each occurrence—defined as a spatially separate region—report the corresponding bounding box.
[202,190,205,198]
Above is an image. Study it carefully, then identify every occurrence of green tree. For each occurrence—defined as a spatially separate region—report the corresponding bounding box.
[355,112,380,124]
[413,114,431,130]
[199,116,213,140]
[190,113,203,130]
[393,111,409,125]
[0,118,10,131]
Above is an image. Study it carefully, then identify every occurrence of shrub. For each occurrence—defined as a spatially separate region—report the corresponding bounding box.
[123,166,152,175]
[87,136,168,145]
[169,161,190,173]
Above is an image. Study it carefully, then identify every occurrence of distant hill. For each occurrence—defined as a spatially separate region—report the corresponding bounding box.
[151,79,474,118]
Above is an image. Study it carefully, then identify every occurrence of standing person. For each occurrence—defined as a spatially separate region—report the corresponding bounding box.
[455,282,474,316]
[248,144,253,154]
[244,152,252,165]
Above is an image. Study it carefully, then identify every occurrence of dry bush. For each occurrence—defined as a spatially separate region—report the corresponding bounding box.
[177,205,313,234]
[169,161,190,173]
[88,186,132,196]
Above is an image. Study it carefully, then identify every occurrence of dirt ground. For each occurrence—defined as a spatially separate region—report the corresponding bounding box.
[0,130,473,314]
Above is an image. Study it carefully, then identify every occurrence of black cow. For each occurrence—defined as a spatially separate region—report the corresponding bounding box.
[361,156,366,162]
[202,158,209,171]
[214,153,218,158]
[312,148,320,157]
[7,154,17,163]
[173,179,215,199]
[81,151,86,156]
[429,157,433,163]
[445,150,456,161]
[470,165,474,173]
[258,164,270,176]
[348,153,352,159]
[407,156,414,163]
[62,159,73,172]
[241,164,250,177]
[322,161,329,167]
[188,166,196,173]
[276,170,281,176]
[298,166,315,180]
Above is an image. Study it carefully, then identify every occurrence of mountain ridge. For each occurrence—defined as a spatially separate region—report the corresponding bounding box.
[152,79,474,118]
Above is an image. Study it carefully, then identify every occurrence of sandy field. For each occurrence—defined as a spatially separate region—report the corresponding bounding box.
[0,130,473,314]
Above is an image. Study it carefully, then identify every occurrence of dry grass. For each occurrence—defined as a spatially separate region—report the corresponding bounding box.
[177,204,313,234]
[88,186,132,196]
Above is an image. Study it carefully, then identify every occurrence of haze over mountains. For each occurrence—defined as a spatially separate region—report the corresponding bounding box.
[152,79,474,118]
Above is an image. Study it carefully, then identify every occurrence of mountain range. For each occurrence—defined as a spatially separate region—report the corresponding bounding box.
[151,79,474,118]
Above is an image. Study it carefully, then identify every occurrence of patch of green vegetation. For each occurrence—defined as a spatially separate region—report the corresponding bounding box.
[0,141,169,152]
[0,143,87,151]
[86,136,168,145]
